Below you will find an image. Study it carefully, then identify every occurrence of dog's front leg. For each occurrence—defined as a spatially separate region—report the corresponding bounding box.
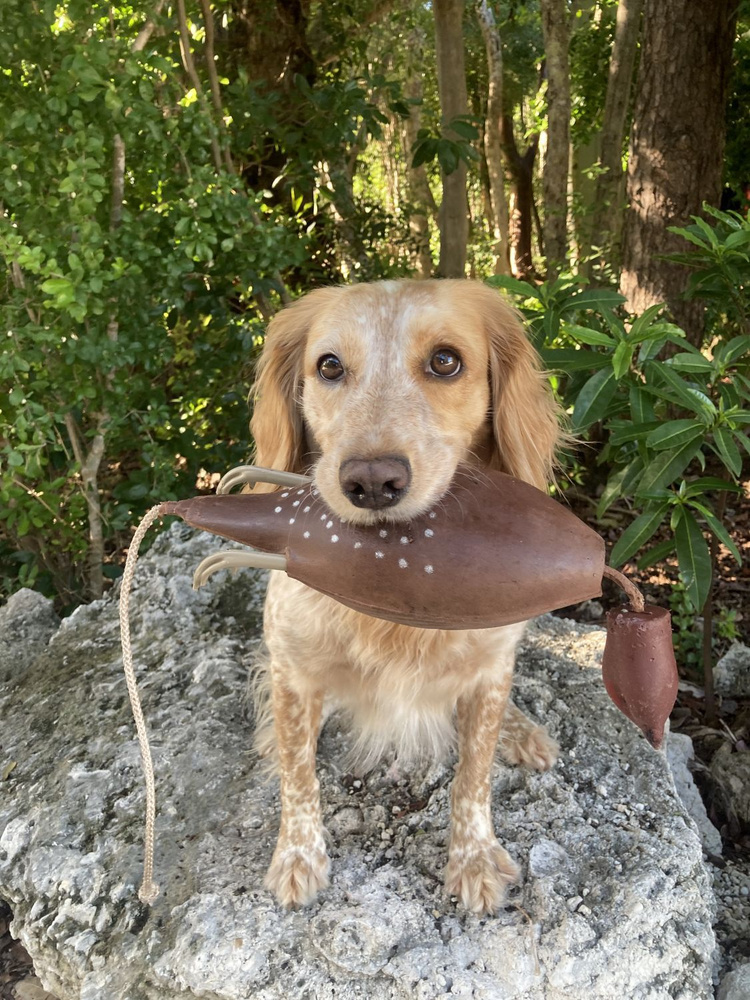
[445,680,520,914]
[264,672,329,908]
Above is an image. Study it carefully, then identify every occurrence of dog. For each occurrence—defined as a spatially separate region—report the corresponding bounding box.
[249,278,562,914]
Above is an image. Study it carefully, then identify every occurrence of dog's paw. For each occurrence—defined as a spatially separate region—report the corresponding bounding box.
[500,722,559,771]
[264,843,330,908]
[445,841,520,915]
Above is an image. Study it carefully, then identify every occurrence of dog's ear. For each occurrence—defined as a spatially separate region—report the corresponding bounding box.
[250,288,340,487]
[250,303,308,481]
[482,289,561,490]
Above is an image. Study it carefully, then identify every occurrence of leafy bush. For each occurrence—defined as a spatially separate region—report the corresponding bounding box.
[667,204,750,338]
[0,1,304,605]
[488,209,750,617]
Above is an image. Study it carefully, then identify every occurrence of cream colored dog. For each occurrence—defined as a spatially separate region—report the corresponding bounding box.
[250,279,561,914]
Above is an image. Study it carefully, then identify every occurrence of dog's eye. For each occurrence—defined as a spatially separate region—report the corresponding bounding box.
[428,348,462,377]
[318,354,345,382]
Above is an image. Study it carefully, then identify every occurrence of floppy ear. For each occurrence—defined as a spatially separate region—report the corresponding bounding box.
[250,305,307,481]
[482,290,561,490]
[250,288,342,488]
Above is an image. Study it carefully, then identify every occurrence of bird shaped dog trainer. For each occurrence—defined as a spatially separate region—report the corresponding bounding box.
[120,464,679,903]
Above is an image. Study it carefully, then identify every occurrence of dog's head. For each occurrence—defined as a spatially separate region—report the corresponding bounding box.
[250,279,560,523]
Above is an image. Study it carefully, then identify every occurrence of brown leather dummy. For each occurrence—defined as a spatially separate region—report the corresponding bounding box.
[602,606,678,749]
[161,473,605,629]
[159,469,678,748]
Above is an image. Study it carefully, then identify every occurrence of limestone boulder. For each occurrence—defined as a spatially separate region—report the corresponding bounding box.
[0,525,717,999]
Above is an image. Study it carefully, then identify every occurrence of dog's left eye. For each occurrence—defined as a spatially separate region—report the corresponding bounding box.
[428,348,462,377]
[318,354,345,381]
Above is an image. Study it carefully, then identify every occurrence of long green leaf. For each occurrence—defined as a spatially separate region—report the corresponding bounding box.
[596,457,644,518]
[687,500,742,564]
[610,504,669,568]
[665,354,715,373]
[674,509,712,611]
[567,288,626,311]
[485,275,540,300]
[682,476,744,497]
[670,228,711,251]
[541,348,611,372]
[612,340,634,379]
[724,229,750,249]
[629,385,655,424]
[646,419,705,451]
[712,426,743,478]
[636,537,676,571]
[718,335,750,365]
[693,216,720,247]
[645,361,716,419]
[571,368,617,432]
[637,439,703,494]
[609,421,661,445]
[561,323,617,347]
[628,303,665,342]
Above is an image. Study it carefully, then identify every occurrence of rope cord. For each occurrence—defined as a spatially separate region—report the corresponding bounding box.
[602,564,646,613]
[119,504,164,905]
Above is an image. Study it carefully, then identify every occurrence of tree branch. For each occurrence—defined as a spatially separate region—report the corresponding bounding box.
[176,0,223,172]
[132,0,166,53]
[192,0,292,306]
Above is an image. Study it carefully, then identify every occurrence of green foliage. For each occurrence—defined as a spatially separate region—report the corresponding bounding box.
[411,116,481,175]
[0,0,427,606]
[0,0,306,603]
[667,205,750,336]
[568,0,618,146]
[488,212,750,615]
[724,1,750,193]
[669,583,741,674]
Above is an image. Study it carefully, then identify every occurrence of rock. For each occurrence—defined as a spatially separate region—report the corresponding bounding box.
[714,643,750,698]
[710,742,750,832]
[575,599,604,622]
[718,963,750,1000]
[0,588,59,685]
[666,732,723,856]
[0,526,717,1000]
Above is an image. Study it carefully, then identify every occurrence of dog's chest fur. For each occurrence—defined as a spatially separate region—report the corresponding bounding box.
[261,572,526,763]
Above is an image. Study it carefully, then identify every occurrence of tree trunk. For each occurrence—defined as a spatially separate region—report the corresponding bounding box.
[540,0,571,278]
[620,0,738,343]
[501,112,538,279]
[434,0,469,278]
[568,0,598,271]
[589,0,644,279]
[223,0,314,97]
[476,0,510,275]
[402,36,435,279]
[571,135,599,271]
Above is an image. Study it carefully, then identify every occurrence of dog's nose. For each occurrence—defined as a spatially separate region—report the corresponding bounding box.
[339,457,411,509]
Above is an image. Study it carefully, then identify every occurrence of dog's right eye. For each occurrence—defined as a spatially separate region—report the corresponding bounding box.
[317,354,345,382]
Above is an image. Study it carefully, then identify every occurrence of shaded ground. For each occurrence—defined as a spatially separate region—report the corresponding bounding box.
[0,903,56,1000]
